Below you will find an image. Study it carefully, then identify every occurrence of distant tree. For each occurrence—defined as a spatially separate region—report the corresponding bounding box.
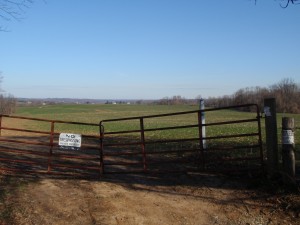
[0,72,17,114]
[157,97,170,105]
[135,100,143,105]
[206,78,300,113]
[157,95,188,105]
[0,94,16,114]
[206,95,234,108]
[270,78,300,113]
[231,86,270,112]
[171,95,186,105]
[0,72,3,92]
[0,0,33,31]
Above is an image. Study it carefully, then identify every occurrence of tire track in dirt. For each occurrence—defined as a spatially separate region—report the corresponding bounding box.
[4,174,300,225]
[9,176,225,225]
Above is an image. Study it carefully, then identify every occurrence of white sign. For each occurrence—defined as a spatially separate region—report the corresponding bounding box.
[264,106,272,117]
[282,130,294,145]
[59,133,82,148]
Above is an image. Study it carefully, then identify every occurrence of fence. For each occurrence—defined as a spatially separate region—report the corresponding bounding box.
[0,104,264,177]
[0,115,101,178]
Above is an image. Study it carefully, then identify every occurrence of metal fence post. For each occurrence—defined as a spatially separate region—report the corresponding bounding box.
[200,99,207,149]
[99,123,105,175]
[47,121,55,173]
[140,118,147,172]
[255,104,264,172]
[264,98,279,177]
[282,117,295,184]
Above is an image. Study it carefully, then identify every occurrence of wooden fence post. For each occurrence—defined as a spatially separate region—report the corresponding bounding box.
[282,117,295,184]
[264,98,279,177]
[0,115,2,136]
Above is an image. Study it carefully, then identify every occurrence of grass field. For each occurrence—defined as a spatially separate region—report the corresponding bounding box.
[7,103,297,136]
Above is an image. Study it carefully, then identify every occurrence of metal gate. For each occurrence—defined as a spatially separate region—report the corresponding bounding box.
[0,115,101,178]
[0,104,264,178]
[99,104,264,175]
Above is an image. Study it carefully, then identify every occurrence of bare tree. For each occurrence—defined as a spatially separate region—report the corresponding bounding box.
[0,0,33,31]
[279,0,300,8]
[253,0,300,8]
[206,78,300,113]
[0,94,16,114]
[270,78,300,113]
[0,72,17,114]
[0,71,3,92]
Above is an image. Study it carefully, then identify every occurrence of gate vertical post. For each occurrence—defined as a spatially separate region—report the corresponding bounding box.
[140,118,147,172]
[282,117,295,184]
[48,121,55,173]
[256,104,264,172]
[264,98,279,177]
[99,123,105,175]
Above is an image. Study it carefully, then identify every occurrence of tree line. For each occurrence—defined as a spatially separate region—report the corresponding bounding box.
[205,78,300,113]
[0,94,17,114]
[156,78,300,113]
[0,74,17,114]
[1,78,299,114]
[156,95,189,105]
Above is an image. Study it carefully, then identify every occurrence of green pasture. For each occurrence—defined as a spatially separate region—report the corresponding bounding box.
[4,104,299,152]
[13,104,199,137]
[12,104,256,136]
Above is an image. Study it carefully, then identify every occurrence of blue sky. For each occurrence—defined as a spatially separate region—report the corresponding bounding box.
[0,0,299,99]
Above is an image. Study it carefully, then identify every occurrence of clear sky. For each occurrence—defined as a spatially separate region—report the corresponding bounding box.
[0,0,299,99]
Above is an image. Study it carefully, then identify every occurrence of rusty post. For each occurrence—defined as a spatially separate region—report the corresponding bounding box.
[99,123,105,175]
[47,121,55,173]
[0,115,2,136]
[282,117,295,184]
[140,118,147,172]
[256,105,264,172]
[264,98,279,177]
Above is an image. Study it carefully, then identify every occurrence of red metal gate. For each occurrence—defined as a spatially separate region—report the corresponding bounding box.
[0,104,264,178]
[99,104,263,175]
[0,115,101,178]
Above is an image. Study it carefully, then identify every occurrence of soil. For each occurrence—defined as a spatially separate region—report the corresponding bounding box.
[0,172,299,225]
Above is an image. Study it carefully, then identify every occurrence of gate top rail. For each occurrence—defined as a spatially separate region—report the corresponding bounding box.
[0,114,99,126]
[100,104,259,124]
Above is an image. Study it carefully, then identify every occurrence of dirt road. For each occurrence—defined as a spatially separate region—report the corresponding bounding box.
[1,173,299,225]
